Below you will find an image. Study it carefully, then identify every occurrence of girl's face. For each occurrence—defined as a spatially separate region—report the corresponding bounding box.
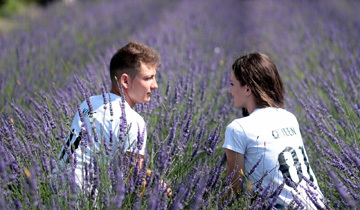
[229,71,249,109]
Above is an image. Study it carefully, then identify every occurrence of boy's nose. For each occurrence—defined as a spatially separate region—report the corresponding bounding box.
[152,79,158,89]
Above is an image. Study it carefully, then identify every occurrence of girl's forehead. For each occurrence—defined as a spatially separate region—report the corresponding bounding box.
[230,71,236,79]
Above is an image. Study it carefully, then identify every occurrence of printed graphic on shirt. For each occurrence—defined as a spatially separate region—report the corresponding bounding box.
[59,129,82,162]
[272,127,296,139]
[59,108,98,162]
[82,108,96,118]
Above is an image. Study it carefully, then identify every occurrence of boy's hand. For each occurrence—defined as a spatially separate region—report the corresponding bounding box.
[140,169,172,198]
[160,180,172,198]
[146,169,152,177]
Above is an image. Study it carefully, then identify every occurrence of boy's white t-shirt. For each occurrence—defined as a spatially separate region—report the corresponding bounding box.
[59,93,147,189]
[223,107,325,209]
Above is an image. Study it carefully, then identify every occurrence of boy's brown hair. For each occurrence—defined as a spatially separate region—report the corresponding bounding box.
[110,41,161,85]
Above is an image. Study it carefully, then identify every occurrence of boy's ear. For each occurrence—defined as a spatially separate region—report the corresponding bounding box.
[120,74,130,89]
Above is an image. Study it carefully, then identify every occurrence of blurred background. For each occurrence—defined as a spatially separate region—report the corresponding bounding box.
[0,0,359,209]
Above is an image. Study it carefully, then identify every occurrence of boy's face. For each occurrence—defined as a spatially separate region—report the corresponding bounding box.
[126,63,158,107]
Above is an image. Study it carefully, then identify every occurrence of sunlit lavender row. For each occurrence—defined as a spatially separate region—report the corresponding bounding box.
[1,0,359,209]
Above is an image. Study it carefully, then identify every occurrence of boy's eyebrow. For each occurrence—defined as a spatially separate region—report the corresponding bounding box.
[142,62,156,70]
[140,72,156,78]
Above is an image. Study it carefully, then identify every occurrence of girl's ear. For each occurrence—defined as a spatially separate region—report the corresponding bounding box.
[120,74,130,89]
[245,85,252,95]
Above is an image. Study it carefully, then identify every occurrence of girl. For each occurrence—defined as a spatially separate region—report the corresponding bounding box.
[223,52,325,209]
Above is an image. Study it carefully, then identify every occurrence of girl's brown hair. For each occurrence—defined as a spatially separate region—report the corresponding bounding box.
[232,52,284,115]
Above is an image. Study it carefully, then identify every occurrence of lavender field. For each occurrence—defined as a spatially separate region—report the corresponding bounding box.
[1,0,359,209]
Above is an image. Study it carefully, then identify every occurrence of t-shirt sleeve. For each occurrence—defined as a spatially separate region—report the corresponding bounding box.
[223,121,246,154]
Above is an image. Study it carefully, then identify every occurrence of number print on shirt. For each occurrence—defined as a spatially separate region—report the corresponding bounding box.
[278,146,313,188]
[298,146,314,182]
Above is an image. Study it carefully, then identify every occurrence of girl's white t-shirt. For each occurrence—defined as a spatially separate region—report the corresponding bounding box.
[223,107,325,209]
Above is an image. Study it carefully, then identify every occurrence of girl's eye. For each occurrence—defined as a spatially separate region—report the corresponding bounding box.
[230,83,234,86]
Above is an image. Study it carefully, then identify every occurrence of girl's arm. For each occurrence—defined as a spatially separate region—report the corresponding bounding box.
[225,149,245,196]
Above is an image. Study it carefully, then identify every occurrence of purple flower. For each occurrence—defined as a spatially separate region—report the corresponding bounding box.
[204,124,222,156]
[136,123,146,151]
[191,174,208,208]
[328,169,356,209]
[267,181,285,210]
[103,136,110,155]
[77,105,90,148]
[118,99,127,142]
[101,85,108,110]
[108,93,114,119]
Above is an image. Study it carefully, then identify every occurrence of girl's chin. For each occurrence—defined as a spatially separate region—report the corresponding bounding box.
[234,105,243,109]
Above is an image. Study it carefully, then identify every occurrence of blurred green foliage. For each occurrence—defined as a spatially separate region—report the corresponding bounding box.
[0,0,58,17]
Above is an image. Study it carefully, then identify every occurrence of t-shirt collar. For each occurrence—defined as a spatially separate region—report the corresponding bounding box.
[108,93,131,108]
[250,108,262,115]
